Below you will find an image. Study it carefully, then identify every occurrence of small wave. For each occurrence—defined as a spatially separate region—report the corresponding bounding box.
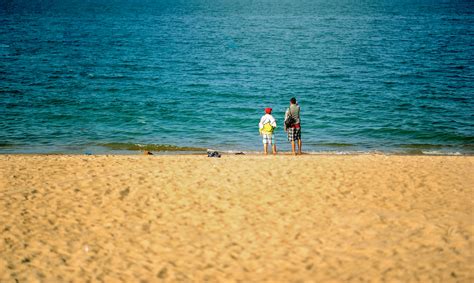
[0,89,24,96]
[186,83,210,88]
[99,143,207,152]
[421,151,462,156]
[316,143,355,147]
[399,144,445,149]
[0,142,14,148]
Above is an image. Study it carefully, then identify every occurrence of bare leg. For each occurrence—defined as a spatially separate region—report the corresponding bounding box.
[264,143,268,155]
[298,139,302,155]
[272,144,277,155]
[291,141,296,155]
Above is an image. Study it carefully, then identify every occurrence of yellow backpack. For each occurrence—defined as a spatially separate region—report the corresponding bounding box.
[262,123,274,133]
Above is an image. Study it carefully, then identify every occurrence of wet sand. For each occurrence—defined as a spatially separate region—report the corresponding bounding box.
[0,154,472,282]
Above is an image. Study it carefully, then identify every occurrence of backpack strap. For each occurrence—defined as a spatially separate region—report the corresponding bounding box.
[263,115,272,125]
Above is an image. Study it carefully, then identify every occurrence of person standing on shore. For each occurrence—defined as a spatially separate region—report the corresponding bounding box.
[284,97,302,155]
[259,107,277,155]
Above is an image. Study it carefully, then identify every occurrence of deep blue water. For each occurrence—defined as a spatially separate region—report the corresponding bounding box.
[1,0,473,154]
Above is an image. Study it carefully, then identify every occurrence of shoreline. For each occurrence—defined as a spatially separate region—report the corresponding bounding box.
[1,154,472,281]
[0,151,472,157]
[1,142,472,156]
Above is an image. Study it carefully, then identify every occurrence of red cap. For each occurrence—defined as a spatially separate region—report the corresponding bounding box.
[265,107,272,114]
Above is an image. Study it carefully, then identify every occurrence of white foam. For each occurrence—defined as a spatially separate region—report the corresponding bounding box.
[422,151,462,156]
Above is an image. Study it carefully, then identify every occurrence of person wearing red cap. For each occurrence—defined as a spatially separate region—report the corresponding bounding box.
[259,107,277,155]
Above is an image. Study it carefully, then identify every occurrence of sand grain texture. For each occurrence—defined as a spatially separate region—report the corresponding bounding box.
[0,154,473,282]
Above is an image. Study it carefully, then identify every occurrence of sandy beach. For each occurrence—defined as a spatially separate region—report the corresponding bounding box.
[0,154,472,282]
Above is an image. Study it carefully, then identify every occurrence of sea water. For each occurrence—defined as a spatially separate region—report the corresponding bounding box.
[1,0,473,154]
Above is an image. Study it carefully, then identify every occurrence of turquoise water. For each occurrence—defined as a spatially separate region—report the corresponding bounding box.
[1,0,473,154]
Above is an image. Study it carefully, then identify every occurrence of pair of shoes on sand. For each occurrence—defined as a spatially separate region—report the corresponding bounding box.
[207,151,221,158]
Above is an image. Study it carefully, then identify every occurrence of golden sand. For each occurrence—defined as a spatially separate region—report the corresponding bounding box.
[0,154,472,282]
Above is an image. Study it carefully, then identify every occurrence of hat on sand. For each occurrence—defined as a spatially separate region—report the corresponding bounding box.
[265,108,272,114]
